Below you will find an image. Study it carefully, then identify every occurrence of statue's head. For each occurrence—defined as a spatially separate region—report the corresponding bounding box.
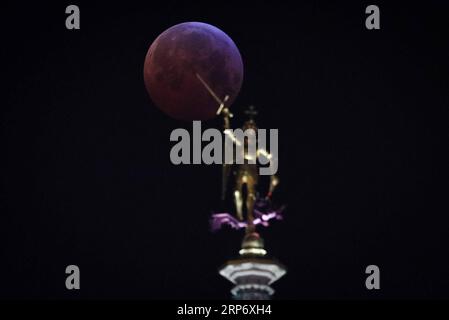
[242,119,257,131]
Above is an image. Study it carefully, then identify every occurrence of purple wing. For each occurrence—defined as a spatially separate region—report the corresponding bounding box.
[253,205,285,227]
[210,213,247,231]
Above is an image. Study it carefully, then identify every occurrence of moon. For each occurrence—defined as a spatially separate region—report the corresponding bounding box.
[143,22,244,121]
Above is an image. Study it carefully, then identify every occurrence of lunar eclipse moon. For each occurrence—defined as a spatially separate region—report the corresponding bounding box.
[143,22,244,121]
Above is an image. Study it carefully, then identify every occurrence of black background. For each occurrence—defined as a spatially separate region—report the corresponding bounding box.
[1,1,449,299]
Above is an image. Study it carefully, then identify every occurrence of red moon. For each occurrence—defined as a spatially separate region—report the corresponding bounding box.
[143,22,244,121]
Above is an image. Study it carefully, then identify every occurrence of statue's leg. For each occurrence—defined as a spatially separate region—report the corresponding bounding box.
[246,181,257,231]
[234,181,243,221]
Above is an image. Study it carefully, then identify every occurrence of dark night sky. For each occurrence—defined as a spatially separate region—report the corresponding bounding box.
[1,1,449,299]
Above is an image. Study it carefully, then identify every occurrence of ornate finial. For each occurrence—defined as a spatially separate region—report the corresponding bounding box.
[245,105,258,121]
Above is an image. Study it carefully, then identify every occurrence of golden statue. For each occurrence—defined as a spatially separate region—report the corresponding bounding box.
[197,74,282,256]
